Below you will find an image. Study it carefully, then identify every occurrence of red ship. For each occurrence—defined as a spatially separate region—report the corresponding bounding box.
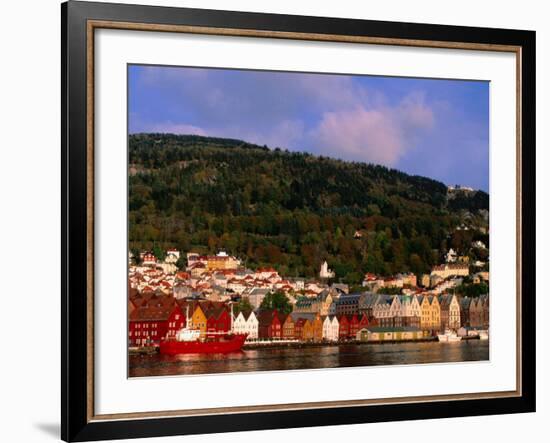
[159,327,247,355]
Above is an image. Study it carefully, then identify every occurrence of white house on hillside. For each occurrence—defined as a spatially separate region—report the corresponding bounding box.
[446,248,458,263]
[319,261,335,279]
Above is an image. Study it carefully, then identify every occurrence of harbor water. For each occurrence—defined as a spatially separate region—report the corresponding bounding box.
[129,339,489,377]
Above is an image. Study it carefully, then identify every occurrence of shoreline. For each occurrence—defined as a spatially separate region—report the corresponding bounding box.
[129,336,484,354]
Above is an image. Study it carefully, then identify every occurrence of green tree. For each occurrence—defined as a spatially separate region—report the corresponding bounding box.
[260,291,293,315]
[377,286,402,295]
[130,247,142,265]
[175,254,186,270]
[234,297,254,314]
[152,245,166,262]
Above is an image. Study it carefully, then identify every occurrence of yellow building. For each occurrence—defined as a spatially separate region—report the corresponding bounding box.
[205,253,241,270]
[190,304,207,335]
[419,295,440,332]
[430,296,441,330]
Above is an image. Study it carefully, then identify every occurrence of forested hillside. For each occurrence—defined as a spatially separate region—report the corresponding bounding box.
[128,133,489,282]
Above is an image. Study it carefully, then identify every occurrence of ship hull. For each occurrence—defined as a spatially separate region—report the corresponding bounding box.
[160,334,247,355]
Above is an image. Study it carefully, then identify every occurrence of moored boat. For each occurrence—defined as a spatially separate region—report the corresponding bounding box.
[160,328,247,355]
[437,329,462,342]
[159,303,247,355]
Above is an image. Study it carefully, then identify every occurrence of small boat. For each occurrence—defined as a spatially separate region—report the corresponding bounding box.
[437,329,462,342]
[478,330,489,340]
[160,328,248,355]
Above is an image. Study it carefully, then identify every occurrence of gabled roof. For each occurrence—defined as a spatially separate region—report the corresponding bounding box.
[129,304,178,322]
[257,309,280,325]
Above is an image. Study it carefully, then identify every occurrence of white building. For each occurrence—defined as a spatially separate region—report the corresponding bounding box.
[165,253,179,264]
[322,315,339,342]
[319,261,335,279]
[166,248,180,259]
[232,311,258,339]
[446,248,458,263]
[431,264,469,279]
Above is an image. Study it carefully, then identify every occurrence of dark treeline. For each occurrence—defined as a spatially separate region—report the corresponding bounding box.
[129,134,489,283]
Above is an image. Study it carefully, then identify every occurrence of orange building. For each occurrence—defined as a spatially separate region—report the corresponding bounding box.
[190,304,208,335]
[302,319,314,341]
[312,314,324,342]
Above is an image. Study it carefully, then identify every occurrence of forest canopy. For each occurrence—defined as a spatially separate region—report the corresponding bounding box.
[128,133,489,281]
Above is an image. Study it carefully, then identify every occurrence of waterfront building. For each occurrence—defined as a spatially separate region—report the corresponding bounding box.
[322,315,339,342]
[459,297,473,327]
[418,295,440,332]
[357,326,424,342]
[396,295,422,328]
[335,293,362,315]
[372,294,399,327]
[294,318,306,340]
[205,308,231,338]
[312,314,324,342]
[358,313,370,330]
[338,315,350,340]
[257,309,284,339]
[301,319,314,341]
[128,303,184,346]
[358,292,379,319]
[189,304,208,335]
[439,294,461,330]
[232,311,248,335]
[348,314,360,339]
[232,311,259,339]
[282,314,295,339]
[469,297,484,328]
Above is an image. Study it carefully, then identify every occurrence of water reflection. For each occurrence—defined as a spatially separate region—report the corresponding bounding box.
[129,340,489,377]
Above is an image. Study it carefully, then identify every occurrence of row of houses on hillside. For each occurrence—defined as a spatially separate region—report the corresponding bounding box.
[362,272,417,291]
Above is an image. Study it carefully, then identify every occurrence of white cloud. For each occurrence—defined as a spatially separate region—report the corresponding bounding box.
[146,122,208,136]
[311,93,435,166]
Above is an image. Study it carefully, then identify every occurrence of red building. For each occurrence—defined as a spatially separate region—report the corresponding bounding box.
[338,315,350,340]
[257,310,283,339]
[358,313,370,330]
[348,314,360,339]
[205,308,232,337]
[128,302,184,346]
[294,318,306,340]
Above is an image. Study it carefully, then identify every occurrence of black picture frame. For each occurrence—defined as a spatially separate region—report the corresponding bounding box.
[62,1,536,441]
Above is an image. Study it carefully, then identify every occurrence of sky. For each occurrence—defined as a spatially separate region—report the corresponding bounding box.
[129,65,489,191]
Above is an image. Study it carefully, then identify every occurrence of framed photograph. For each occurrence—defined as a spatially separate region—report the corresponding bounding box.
[62,1,535,441]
